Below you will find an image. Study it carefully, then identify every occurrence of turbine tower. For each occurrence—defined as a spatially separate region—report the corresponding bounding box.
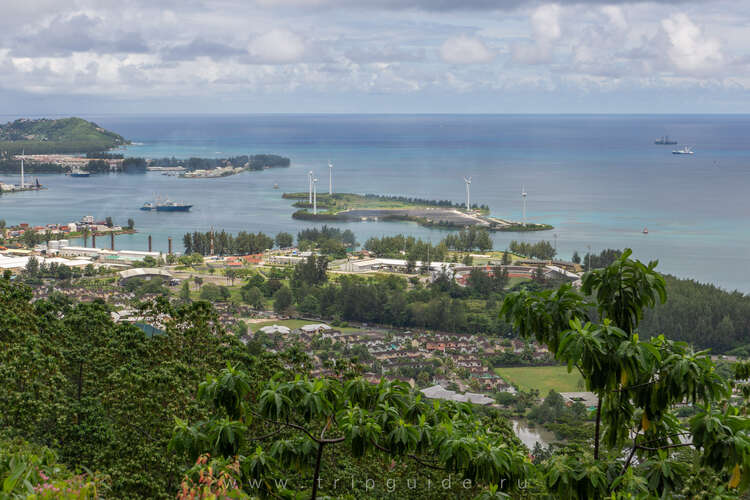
[20,149,25,189]
[521,185,527,226]
[328,160,333,195]
[464,176,472,211]
[308,171,313,204]
[313,177,319,215]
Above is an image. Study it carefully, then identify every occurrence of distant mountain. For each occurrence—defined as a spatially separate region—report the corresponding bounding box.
[0,117,129,154]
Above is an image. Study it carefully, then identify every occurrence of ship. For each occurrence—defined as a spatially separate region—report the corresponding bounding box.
[141,197,193,211]
[672,146,694,155]
[654,136,678,145]
[70,168,90,177]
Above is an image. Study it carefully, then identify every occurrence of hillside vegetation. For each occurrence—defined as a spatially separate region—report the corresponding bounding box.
[0,117,128,154]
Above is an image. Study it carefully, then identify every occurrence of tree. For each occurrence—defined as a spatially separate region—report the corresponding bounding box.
[502,249,747,498]
[105,216,113,228]
[476,229,493,252]
[171,368,532,499]
[275,232,293,248]
[240,285,264,309]
[127,218,135,230]
[273,285,293,313]
[225,268,237,286]
[291,255,328,288]
[571,250,581,264]
[179,280,191,302]
[0,276,259,499]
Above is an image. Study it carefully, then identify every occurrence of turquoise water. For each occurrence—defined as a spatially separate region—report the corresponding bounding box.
[1,114,748,292]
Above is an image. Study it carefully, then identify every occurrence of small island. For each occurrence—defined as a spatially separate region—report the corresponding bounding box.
[283,192,553,231]
[178,154,291,178]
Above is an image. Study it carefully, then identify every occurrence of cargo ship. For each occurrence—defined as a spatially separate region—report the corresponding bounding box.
[141,198,192,211]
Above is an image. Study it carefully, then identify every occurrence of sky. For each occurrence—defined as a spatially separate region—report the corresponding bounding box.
[1,0,749,114]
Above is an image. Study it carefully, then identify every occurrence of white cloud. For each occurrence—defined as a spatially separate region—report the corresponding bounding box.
[531,4,561,41]
[661,13,723,73]
[440,36,494,64]
[601,6,627,32]
[248,29,305,63]
[512,4,561,64]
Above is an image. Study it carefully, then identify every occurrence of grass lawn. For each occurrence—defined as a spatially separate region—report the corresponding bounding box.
[494,366,584,394]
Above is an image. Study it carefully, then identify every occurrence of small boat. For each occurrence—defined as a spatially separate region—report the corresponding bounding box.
[672,146,694,155]
[273,183,279,189]
[70,167,90,177]
[140,202,155,211]
[643,227,648,234]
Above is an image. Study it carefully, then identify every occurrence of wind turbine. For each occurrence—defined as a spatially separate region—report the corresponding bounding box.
[328,160,333,195]
[521,185,527,226]
[20,148,24,189]
[313,177,319,215]
[308,171,313,204]
[464,176,472,211]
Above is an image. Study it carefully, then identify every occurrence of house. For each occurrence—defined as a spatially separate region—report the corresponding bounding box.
[559,392,598,410]
[258,325,292,335]
[421,384,494,405]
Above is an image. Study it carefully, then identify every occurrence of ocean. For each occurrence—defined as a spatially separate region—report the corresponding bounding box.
[1,114,748,292]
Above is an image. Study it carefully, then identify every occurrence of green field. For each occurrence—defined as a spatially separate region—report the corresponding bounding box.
[495,366,584,393]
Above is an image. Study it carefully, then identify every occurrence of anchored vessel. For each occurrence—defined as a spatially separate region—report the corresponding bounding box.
[672,146,694,155]
[69,168,91,177]
[141,198,192,211]
[655,136,678,145]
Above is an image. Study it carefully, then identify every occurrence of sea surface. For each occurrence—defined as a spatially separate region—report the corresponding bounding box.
[1,114,748,292]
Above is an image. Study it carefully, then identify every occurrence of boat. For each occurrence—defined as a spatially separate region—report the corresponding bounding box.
[70,168,90,177]
[273,183,279,189]
[672,146,694,155]
[141,197,192,211]
[155,200,193,212]
[654,136,677,145]
[643,227,648,234]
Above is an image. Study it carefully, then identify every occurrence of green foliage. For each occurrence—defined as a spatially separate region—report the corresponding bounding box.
[173,367,531,499]
[508,240,556,260]
[275,231,294,248]
[0,117,128,154]
[0,276,263,499]
[0,436,108,499]
[183,230,274,256]
[199,283,230,302]
[273,285,294,313]
[501,248,748,497]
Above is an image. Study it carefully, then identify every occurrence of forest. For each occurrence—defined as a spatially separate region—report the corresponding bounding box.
[2,251,749,499]
[0,117,128,154]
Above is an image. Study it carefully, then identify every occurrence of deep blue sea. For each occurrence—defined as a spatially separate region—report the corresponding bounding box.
[1,114,748,292]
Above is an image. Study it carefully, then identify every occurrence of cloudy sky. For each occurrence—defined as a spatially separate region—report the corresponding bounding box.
[1,0,748,113]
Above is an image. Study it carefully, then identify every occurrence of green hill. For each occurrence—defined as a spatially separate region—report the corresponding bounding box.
[0,117,129,154]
